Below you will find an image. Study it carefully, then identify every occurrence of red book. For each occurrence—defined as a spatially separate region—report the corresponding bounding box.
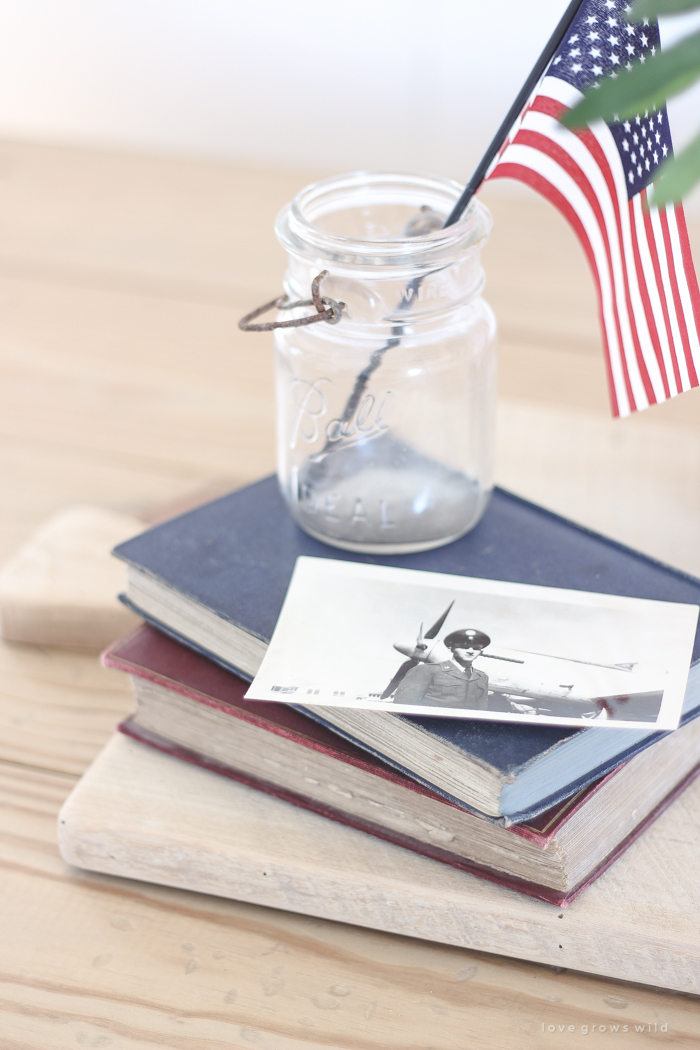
[104,624,700,906]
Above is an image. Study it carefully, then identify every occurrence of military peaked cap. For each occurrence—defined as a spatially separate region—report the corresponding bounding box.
[444,628,491,651]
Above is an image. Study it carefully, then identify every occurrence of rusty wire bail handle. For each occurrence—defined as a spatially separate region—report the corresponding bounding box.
[238,270,346,332]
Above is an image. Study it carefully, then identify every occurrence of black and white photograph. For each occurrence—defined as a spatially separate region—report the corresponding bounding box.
[247,557,699,730]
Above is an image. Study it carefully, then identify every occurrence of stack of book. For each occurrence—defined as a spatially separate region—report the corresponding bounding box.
[105,477,700,907]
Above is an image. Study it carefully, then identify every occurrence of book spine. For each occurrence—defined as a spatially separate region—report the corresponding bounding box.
[118,716,574,906]
[119,715,700,908]
[102,637,490,811]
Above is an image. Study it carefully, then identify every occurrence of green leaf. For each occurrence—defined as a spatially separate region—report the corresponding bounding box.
[629,0,700,19]
[648,127,700,205]
[562,28,700,128]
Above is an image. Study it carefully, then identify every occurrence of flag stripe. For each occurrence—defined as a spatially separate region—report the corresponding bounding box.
[515,122,638,408]
[506,139,637,408]
[577,126,662,405]
[489,160,625,415]
[514,105,663,409]
[512,96,655,408]
[581,123,662,406]
[673,205,700,335]
[658,207,698,389]
[640,195,682,396]
[666,206,700,385]
[648,205,692,390]
[629,195,671,400]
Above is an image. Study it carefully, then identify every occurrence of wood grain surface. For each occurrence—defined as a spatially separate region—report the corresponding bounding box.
[7,753,698,1050]
[0,138,699,1048]
[0,505,143,649]
[59,732,700,998]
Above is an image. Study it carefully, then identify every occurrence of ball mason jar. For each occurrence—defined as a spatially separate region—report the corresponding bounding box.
[274,171,496,554]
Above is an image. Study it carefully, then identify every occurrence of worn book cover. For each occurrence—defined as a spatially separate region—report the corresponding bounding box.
[112,477,700,819]
[105,625,700,905]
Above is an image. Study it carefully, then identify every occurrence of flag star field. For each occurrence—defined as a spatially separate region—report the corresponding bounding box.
[552,1,672,199]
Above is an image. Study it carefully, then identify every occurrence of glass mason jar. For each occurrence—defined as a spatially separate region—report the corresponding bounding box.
[274,171,496,554]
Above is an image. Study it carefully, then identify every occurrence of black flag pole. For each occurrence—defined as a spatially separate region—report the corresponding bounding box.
[326,0,584,437]
[443,0,583,228]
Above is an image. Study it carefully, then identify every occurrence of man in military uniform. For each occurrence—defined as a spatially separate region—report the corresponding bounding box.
[393,628,491,710]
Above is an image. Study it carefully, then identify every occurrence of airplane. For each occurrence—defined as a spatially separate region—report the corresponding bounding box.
[382,602,665,719]
[380,601,453,699]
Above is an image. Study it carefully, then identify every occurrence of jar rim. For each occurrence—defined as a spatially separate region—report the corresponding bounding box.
[276,170,491,267]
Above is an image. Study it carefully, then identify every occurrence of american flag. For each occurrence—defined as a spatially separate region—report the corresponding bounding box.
[486,0,700,416]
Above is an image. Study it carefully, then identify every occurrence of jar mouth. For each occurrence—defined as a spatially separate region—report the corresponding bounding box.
[276,170,491,267]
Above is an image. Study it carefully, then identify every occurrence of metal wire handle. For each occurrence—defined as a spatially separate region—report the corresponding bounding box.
[238,270,346,332]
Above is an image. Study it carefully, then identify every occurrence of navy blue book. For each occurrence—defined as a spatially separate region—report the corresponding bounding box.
[113,476,700,824]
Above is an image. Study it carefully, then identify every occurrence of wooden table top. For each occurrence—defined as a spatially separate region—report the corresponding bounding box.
[1,140,699,1049]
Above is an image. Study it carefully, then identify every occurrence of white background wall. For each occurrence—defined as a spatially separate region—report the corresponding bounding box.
[0,0,697,188]
[0,0,575,179]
